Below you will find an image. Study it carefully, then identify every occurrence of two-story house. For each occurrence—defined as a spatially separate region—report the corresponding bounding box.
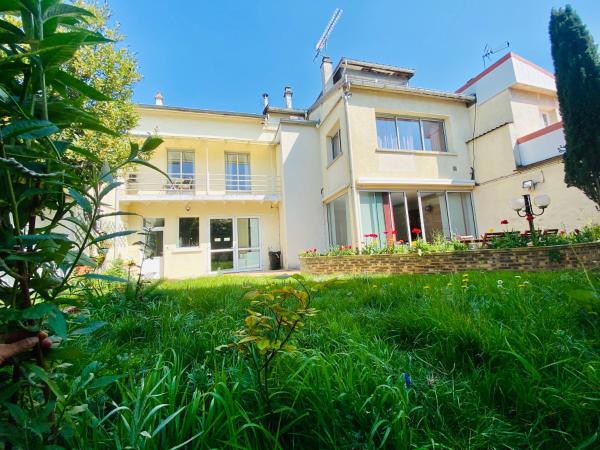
[106,52,598,278]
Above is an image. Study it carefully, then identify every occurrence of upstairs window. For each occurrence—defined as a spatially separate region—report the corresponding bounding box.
[168,150,195,180]
[328,129,342,163]
[376,116,447,152]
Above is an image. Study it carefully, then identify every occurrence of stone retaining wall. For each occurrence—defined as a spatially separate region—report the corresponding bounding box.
[299,242,600,275]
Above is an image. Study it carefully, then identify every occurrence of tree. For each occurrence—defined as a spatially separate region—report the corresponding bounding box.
[549,5,600,209]
[65,1,142,167]
[0,1,161,445]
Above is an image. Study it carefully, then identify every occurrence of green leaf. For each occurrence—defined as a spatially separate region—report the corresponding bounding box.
[68,188,92,214]
[99,181,122,200]
[43,3,95,21]
[50,69,110,101]
[98,211,138,219]
[141,136,163,153]
[88,375,121,389]
[48,309,67,338]
[71,321,105,336]
[81,273,128,283]
[91,230,135,245]
[16,233,70,243]
[1,119,59,139]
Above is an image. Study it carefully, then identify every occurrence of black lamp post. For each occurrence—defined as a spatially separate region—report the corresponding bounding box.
[510,194,551,236]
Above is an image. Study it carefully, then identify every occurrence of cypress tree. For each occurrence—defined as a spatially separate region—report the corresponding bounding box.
[549,5,600,209]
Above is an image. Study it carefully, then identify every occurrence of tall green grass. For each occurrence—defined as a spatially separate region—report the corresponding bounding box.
[62,271,599,449]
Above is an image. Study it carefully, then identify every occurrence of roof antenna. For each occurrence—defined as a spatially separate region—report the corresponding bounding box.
[482,41,510,67]
[313,8,343,61]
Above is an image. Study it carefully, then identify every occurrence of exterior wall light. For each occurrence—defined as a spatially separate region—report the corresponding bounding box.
[522,179,535,190]
[510,194,551,236]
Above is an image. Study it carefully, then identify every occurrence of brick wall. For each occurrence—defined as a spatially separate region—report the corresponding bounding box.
[300,242,600,275]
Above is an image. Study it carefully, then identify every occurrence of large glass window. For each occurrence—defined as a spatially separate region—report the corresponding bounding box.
[447,192,476,237]
[328,129,342,163]
[225,153,250,191]
[359,190,476,243]
[376,117,398,149]
[327,194,349,247]
[360,192,409,244]
[420,192,450,240]
[168,151,195,180]
[376,116,447,152]
[178,217,199,247]
[237,218,260,270]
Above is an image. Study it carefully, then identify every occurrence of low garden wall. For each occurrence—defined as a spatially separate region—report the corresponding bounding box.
[300,242,600,275]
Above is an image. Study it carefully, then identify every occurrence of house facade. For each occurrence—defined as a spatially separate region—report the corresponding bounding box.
[106,52,598,278]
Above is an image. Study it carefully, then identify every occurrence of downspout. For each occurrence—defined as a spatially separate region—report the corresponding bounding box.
[341,61,362,251]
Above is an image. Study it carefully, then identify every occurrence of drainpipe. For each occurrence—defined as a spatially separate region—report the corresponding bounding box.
[341,61,362,251]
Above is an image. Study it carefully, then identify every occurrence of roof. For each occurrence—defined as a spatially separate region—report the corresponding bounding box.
[263,105,307,117]
[456,52,555,94]
[137,104,265,120]
[333,57,416,80]
[350,79,476,104]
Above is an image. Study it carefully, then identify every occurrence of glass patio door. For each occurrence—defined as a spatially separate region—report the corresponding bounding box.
[210,217,260,272]
[359,191,412,245]
[210,219,234,272]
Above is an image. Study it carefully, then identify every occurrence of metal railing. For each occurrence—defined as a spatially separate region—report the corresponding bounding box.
[120,173,281,197]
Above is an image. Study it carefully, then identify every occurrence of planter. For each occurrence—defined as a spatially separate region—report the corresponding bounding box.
[299,242,600,275]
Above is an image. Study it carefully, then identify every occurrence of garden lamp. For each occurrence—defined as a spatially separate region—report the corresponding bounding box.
[510,194,551,236]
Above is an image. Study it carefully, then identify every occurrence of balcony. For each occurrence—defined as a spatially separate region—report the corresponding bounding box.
[119,173,281,202]
[516,121,565,166]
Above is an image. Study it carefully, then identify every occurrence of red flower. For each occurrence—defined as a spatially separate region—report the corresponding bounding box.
[500,219,509,225]
[364,234,370,238]
[370,233,378,238]
[383,230,389,235]
[411,227,422,235]
[526,214,534,222]
[392,230,397,234]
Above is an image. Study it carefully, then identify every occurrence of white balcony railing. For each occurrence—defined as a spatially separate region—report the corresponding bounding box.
[120,173,281,199]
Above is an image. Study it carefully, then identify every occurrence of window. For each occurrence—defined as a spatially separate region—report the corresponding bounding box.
[168,151,195,180]
[237,218,260,270]
[327,194,349,246]
[359,190,476,244]
[225,153,250,191]
[178,217,199,247]
[541,111,550,127]
[328,129,342,163]
[376,116,447,152]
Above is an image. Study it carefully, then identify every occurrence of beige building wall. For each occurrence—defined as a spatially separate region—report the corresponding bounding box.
[474,159,599,232]
[348,89,473,183]
[117,201,280,278]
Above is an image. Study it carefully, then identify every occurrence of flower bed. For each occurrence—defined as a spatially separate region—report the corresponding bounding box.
[300,241,600,275]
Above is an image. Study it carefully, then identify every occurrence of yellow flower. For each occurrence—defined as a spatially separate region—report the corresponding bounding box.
[488,227,494,233]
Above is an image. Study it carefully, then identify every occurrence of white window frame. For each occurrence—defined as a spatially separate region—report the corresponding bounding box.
[167,149,196,179]
[207,216,262,273]
[225,152,251,192]
[375,115,448,152]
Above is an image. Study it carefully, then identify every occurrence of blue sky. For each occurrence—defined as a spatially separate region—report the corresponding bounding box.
[110,1,600,113]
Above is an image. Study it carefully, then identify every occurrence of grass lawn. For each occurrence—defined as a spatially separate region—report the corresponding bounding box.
[67,270,599,449]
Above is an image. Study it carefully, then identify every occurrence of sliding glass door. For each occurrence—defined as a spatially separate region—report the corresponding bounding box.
[359,190,477,243]
[209,217,260,272]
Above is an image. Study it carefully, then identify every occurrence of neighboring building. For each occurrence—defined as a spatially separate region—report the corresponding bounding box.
[106,52,598,278]
[459,52,598,232]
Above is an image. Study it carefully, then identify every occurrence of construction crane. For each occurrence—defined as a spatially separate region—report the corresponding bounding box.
[314,8,343,61]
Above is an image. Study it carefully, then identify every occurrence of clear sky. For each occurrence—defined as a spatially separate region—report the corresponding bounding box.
[110,1,600,114]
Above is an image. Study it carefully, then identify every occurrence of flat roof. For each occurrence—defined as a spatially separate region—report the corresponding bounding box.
[137,104,265,120]
[333,57,416,80]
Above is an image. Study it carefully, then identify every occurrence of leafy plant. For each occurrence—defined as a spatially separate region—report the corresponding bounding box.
[0,1,162,446]
[218,275,321,413]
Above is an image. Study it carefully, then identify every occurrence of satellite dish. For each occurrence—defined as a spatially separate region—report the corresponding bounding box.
[314,8,343,61]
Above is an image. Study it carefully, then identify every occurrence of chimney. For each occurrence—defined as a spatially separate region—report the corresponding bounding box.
[262,93,269,110]
[154,91,164,106]
[321,56,333,92]
[283,86,293,109]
